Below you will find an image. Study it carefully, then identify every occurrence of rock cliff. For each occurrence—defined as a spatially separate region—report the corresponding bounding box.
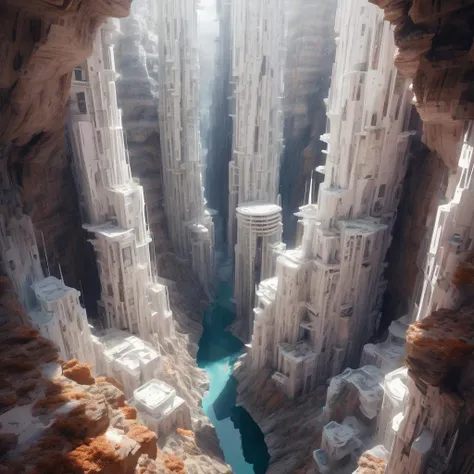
[0,0,131,292]
[370,0,474,169]
[280,0,336,244]
[0,321,230,474]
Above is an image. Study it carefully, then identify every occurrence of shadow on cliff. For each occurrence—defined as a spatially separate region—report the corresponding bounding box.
[212,375,269,474]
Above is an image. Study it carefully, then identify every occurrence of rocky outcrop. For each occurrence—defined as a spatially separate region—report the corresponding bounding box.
[370,0,474,169]
[405,305,474,387]
[0,320,231,474]
[0,322,159,473]
[384,307,474,474]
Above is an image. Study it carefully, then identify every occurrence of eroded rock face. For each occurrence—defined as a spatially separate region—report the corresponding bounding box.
[370,0,474,168]
[0,322,158,474]
[0,0,132,291]
[405,305,474,387]
[0,321,231,474]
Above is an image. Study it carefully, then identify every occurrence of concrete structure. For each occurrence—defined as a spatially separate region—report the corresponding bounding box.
[69,21,175,343]
[30,277,96,371]
[227,0,286,254]
[155,0,215,295]
[0,208,97,372]
[234,202,285,339]
[414,121,474,321]
[361,316,410,374]
[129,379,192,440]
[0,213,44,324]
[248,0,414,398]
[92,328,162,398]
[375,367,409,450]
[381,124,474,474]
[227,0,285,255]
[314,365,386,473]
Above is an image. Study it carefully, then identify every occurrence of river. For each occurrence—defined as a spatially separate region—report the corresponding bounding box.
[197,284,269,474]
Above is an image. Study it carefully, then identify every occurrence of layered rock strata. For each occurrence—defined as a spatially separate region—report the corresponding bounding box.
[369,0,474,169]
[384,306,474,474]
[0,0,132,291]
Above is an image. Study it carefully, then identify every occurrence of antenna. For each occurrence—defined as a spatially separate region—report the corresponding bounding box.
[41,231,51,276]
[308,170,314,204]
[58,264,64,283]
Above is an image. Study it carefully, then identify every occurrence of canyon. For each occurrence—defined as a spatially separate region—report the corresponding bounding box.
[1,0,474,474]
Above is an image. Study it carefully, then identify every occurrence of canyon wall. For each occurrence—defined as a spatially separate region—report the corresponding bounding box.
[115,7,172,258]
[280,0,336,244]
[0,0,129,297]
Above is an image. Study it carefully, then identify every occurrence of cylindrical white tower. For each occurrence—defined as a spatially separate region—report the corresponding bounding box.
[234,202,283,340]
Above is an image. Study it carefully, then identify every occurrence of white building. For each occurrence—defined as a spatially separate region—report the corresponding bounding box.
[381,123,474,474]
[30,277,96,371]
[92,328,162,398]
[0,206,97,371]
[0,213,44,325]
[155,0,215,295]
[248,0,414,399]
[227,0,286,254]
[413,121,474,321]
[69,21,175,343]
[129,379,192,440]
[234,203,285,340]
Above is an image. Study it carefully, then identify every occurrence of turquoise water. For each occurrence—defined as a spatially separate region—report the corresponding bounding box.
[197,284,270,474]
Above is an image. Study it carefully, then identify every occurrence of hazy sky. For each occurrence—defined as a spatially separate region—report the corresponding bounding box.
[198,0,218,113]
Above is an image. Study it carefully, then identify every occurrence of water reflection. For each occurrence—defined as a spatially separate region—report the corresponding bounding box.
[197,285,269,474]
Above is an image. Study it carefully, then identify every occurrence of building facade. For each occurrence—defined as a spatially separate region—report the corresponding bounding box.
[234,203,285,340]
[227,0,286,254]
[155,0,215,295]
[248,0,414,399]
[69,20,175,343]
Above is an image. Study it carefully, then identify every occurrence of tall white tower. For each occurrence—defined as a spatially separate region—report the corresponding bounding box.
[234,202,285,339]
[69,20,175,343]
[227,0,286,254]
[156,0,215,296]
[248,0,415,398]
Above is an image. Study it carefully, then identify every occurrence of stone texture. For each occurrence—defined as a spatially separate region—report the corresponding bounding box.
[370,0,474,169]
[234,363,326,474]
[0,320,231,474]
[405,305,474,386]
[0,0,132,295]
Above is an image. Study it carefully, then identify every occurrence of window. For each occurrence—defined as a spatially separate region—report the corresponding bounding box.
[378,184,386,198]
[76,92,87,114]
[74,67,83,81]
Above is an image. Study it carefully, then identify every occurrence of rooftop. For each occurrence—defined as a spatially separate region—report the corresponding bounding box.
[279,340,318,362]
[84,222,134,240]
[33,276,77,303]
[236,202,281,217]
[133,379,176,411]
